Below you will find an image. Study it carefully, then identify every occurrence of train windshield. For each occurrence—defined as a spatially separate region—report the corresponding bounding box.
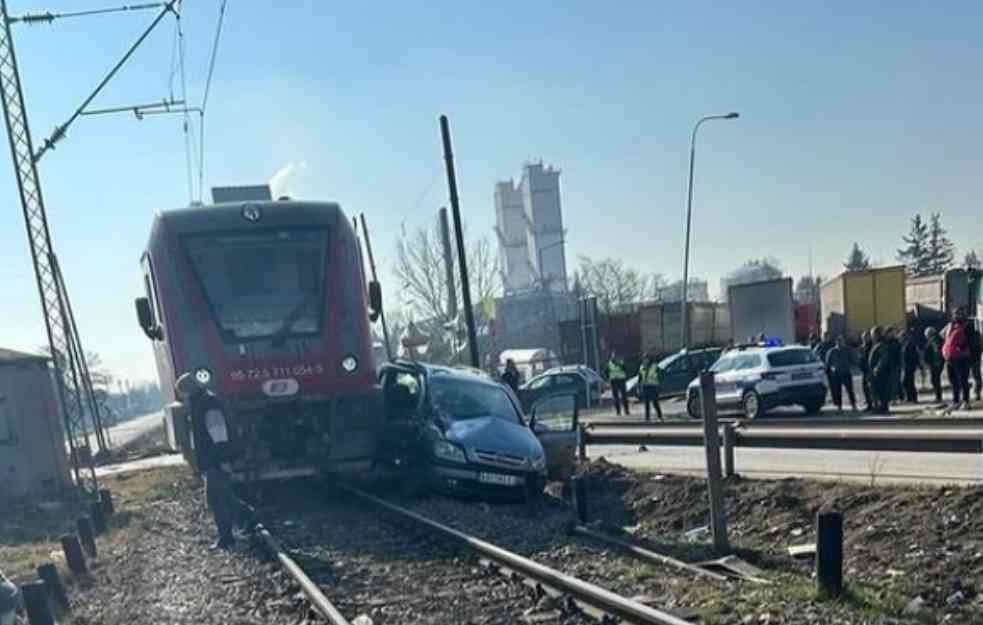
[184,228,327,341]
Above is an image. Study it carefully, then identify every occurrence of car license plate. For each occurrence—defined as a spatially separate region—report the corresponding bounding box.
[478,472,521,486]
[792,372,812,380]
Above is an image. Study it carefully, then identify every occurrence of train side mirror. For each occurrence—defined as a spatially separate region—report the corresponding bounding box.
[135,297,162,340]
[368,280,383,322]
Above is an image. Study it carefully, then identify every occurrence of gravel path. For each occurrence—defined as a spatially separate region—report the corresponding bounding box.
[265,488,597,625]
[70,473,308,625]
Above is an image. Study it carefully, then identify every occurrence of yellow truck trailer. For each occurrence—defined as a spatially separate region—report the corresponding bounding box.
[820,266,907,338]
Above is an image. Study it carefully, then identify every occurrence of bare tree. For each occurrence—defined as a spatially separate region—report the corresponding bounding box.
[393,219,501,325]
[574,256,648,313]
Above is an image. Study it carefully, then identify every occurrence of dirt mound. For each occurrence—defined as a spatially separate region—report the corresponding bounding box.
[578,460,983,623]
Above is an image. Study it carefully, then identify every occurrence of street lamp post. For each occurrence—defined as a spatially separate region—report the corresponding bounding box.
[681,112,739,349]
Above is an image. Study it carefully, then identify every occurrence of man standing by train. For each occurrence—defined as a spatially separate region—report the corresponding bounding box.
[605,351,630,416]
[178,373,241,550]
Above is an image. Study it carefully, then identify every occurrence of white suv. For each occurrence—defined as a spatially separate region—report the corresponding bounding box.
[686,345,827,419]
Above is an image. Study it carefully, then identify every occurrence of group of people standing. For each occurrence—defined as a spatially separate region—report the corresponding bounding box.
[811,307,982,413]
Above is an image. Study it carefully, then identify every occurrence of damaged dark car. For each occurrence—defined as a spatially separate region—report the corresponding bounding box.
[378,360,578,500]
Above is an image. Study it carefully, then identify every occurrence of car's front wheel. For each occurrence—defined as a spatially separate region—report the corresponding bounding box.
[802,399,824,415]
[742,391,764,419]
[687,394,702,419]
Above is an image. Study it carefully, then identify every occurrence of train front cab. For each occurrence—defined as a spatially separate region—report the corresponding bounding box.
[135,200,385,481]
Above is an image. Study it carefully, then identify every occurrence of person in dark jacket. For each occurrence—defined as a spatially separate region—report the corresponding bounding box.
[178,373,241,550]
[868,326,892,414]
[637,352,664,422]
[501,358,521,394]
[924,327,944,403]
[813,331,834,362]
[883,326,903,403]
[970,324,983,402]
[859,331,875,411]
[825,336,857,412]
[900,327,920,403]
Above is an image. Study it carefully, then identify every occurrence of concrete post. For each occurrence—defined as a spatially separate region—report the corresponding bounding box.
[21,581,54,625]
[76,517,97,558]
[60,534,87,575]
[36,563,69,611]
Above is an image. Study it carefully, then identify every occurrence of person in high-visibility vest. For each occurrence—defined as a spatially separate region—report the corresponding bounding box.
[605,351,630,416]
[638,352,664,422]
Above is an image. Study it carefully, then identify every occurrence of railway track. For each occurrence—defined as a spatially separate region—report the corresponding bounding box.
[246,483,718,624]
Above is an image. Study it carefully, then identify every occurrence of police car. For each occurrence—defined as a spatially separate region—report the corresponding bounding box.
[686,343,827,419]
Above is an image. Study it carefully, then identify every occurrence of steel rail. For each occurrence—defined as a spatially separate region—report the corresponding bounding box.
[346,486,695,625]
[571,525,728,582]
[254,524,351,625]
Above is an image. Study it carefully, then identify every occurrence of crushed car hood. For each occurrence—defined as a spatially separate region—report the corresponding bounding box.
[443,416,542,457]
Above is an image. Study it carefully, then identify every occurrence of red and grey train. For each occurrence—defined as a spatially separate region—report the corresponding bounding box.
[135,200,383,481]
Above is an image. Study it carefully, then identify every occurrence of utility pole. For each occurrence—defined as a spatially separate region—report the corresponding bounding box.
[0,0,176,489]
[439,115,479,369]
[359,213,392,360]
[438,207,458,320]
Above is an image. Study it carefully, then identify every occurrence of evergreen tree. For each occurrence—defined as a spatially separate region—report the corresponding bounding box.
[897,214,931,276]
[926,212,954,275]
[965,250,981,270]
[843,242,871,271]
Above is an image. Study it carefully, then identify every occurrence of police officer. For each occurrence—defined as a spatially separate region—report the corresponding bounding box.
[605,351,630,416]
[825,336,857,412]
[638,352,664,422]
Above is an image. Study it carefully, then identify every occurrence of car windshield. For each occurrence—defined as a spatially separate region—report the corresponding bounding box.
[767,349,819,367]
[183,229,326,341]
[657,354,679,369]
[430,376,521,424]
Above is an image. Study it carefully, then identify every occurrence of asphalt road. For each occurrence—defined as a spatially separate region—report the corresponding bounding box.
[585,396,983,485]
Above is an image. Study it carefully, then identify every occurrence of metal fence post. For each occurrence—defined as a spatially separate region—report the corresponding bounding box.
[722,423,736,478]
[699,372,730,554]
[816,511,844,597]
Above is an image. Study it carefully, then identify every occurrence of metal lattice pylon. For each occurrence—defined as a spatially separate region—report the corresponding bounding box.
[0,2,105,488]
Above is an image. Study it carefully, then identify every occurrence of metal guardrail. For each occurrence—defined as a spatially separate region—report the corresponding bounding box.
[581,419,983,456]
[585,416,983,429]
[346,487,695,625]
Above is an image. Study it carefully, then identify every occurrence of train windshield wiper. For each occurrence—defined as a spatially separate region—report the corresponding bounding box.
[270,295,315,347]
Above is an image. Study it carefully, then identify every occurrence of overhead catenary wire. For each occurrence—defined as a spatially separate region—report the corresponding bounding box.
[32,0,178,162]
[197,0,228,203]
[174,3,196,203]
[8,2,164,24]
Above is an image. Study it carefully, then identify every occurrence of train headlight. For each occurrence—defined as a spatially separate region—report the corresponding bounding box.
[194,367,213,386]
[340,355,358,374]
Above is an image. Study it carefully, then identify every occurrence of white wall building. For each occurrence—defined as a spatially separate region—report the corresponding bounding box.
[495,162,567,294]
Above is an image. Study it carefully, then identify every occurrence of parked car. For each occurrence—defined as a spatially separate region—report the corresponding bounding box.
[378,360,578,500]
[517,365,604,412]
[627,348,722,398]
[686,345,826,419]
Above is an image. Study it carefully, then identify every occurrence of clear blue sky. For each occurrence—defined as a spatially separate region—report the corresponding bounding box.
[0,1,980,383]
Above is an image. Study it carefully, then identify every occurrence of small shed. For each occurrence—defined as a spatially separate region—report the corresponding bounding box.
[0,347,71,502]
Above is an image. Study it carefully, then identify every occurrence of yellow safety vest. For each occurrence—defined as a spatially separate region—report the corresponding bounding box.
[608,359,626,381]
[642,362,660,386]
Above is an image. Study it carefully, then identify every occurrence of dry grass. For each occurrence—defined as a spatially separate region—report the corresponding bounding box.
[0,465,193,585]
